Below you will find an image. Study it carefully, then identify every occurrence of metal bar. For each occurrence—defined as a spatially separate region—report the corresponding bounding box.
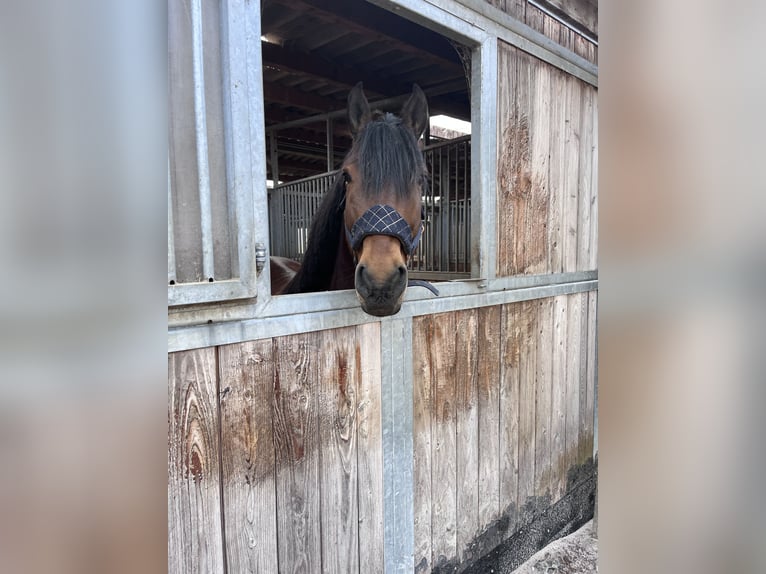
[191,0,215,281]
[463,140,469,273]
[276,169,340,189]
[169,279,598,351]
[423,134,471,151]
[326,117,333,171]
[472,37,498,281]
[439,147,449,271]
[168,157,177,284]
[381,318,415,573]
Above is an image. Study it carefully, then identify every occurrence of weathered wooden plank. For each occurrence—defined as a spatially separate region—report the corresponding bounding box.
[534,298,554,500]
[562,74,583,273]
[168,348,225,574]
[524,50,551,275]
[577,85,595,271]
[273,333,321,573]
[550,295,568,502]
[318,327,359,574]
[524,2,545,35]
[546,16,565,274]
[412,315,433,574]
[517,300,538,525]
[589,92,599,270]
[497,44,550,276]
[505,0,527,21]
[584,291,597,458]
[511,49,531,275]
[218,340,279,573]
[564,293,582,485]
[499,303,520,534]
[578,291,591,464]
[496,42,519,277]
[356,322,384,573]
[430,311,458,568]
[456,309,479,565]
[477,306,502,535]
[535,0,598,37]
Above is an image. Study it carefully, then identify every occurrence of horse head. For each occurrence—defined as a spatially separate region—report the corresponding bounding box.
[342,83,429,316]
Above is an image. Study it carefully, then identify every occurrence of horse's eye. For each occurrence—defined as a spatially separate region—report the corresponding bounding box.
[342,171,352,184]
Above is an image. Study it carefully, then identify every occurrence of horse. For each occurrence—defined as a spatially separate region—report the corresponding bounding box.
[270,82,438,316]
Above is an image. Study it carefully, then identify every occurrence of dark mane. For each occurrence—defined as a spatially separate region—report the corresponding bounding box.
[281,172,346,294]
[348,112,428,199]
[281,112,427,295]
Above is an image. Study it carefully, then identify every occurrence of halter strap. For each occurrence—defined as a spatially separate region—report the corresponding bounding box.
[344,203,439,297]
[345,204,423,255]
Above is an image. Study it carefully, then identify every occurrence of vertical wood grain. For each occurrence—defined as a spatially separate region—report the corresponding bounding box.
[496,43,518,277]
[590,92,599,270]
[585,291,598,458]
[356,322,384,573]
[168,348,225,574]
[430,311,458,568]
[456,309,479,564]
[526,47,552,275]
[550,295,568,502]
[318,327,359,574]
[562,74,583,273]
[517,301,538,525]
[218,339,279,574]
[413,315,433,574]
[273,333,321,573]
[477,306,502,535]
[534,298,554,499]
[578,292,592,464]
[577,85,595,271]
[564,293,582,484]
[546,17,565,274]
[499,304,520,534]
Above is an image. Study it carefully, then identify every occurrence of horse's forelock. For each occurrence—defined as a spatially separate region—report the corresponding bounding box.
[350,114,427,199]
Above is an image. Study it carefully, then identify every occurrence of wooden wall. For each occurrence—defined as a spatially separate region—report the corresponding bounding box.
[411,293,596,572]
[496,40,598,277]
[168,323,384,574]
[168,293,597,573]
[168,4,598,573]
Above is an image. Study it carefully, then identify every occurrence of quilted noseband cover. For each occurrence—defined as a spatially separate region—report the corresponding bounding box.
[346,204,423,255]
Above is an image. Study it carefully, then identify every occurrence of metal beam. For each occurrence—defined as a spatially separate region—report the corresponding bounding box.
[381,318,415,573]
[168,278,598,350]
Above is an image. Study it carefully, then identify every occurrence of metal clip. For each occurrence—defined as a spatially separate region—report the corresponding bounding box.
[255,243,267,273]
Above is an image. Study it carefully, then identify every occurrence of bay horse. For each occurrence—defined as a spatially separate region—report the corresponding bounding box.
[270,82,438,316]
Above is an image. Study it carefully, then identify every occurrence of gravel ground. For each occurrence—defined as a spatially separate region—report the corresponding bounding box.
[511,520,597,574]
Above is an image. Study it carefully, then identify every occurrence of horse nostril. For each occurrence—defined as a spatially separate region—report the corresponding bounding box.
[398,265,407,277]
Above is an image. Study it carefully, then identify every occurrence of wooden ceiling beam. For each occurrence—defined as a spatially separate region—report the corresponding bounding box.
[269,0,465,75]
[261,42,409,99]
[263,81,345,113]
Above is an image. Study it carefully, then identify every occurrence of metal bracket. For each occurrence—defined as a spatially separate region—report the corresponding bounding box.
[255,243,267,274]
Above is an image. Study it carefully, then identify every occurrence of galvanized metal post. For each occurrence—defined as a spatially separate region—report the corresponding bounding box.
[381,317,414,573]
[191,0,215,281]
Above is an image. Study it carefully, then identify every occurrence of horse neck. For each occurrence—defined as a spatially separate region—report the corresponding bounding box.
[328,228,355,291]
[282,177,348,294]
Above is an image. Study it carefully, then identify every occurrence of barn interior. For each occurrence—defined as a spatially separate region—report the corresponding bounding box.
[262,0,474,277]
[260,0,473,183]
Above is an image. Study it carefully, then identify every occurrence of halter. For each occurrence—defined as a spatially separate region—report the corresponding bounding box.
[344,204,439,296]
[345,204,423,255]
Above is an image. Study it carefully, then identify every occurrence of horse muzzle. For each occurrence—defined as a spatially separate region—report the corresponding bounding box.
[354,262,407,316]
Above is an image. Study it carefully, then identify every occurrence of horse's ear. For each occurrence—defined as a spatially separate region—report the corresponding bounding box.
[401,84,429,139]
[347,82,371,136]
